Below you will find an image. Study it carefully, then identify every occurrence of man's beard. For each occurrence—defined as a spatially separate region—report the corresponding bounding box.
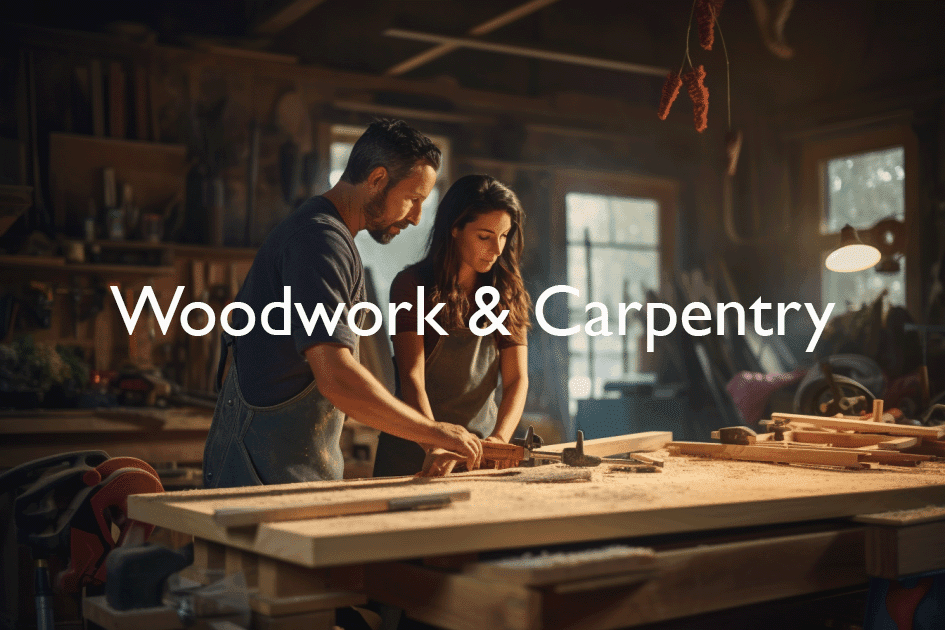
[364,189,410,244]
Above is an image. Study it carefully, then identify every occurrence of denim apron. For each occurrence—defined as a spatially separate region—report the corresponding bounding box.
[203,319,363,488]
[372,328,499,477]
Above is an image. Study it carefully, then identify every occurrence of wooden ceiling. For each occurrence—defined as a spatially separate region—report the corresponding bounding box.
[7,0,945,112]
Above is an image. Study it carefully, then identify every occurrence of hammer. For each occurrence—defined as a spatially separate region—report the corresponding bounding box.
[562,431,602,467]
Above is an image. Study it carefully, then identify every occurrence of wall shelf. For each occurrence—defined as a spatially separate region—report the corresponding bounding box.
[0,254,174,277]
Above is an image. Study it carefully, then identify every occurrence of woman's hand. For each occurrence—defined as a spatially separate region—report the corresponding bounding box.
[416,447,467,477]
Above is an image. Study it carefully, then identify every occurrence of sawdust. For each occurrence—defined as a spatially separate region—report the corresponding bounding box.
[484,544,654,569]
[148,452,945,541]
[855,504,945,524]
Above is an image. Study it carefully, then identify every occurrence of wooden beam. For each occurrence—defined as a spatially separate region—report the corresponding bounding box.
[383,29,669,77]
[365,529,868,630]
[864,520,945,579]
[540,431,672,456]
[667,442,866,468]
[772,412,945,439]
[386,0,561,76]
[791,431,917,450]
[253,0,327,35]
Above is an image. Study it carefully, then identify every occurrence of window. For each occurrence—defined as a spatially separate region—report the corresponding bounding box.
[564,192,663,415]
[821,146,906,312]
[327,125,450,341]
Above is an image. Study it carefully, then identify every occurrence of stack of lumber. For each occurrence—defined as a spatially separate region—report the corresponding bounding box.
[667,410,945,470]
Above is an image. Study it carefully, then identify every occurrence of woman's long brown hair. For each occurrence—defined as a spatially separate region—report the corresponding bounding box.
[414,174,531,344]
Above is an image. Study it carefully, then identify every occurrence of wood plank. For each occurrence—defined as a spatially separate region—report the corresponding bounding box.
[128,466,945,569]
[771,412,945,438]
[791,431,917,450]
[224,547,258,588]
[853,505,945,526]
[367,529,868,630]
[465,545,658,586]
[83,596,182,630]
[865,520,945,579]
[257,557,327,599]
[667,442,865,468]
[365,561,541,630]
[764,441,932,466]
[542,529,868,630]
[905,439,945,457]
[876,437,921,450]
[541,431,672,456]
[249,590,366,616]
[213,490,471,527]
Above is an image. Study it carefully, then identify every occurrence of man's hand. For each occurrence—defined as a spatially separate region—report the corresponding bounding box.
[429,423,482,472]
[417,448,466,478]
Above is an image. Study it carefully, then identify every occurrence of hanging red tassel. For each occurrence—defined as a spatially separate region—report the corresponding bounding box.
[657,71,683,120]
[683,65,709,132]
[697,0,725,50]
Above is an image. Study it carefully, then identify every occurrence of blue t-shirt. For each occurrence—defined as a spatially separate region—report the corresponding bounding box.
[230,196,365,406]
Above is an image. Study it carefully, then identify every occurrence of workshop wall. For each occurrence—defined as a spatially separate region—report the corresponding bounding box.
[1,1,943,427]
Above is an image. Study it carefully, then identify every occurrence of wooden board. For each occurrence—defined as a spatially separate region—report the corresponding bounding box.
[127,454,945,569]
[853,505,945,526]
[82,596,183,630]
[865,520,945,579]
[365,528,868,630]
[667,441,865,467]
[540,431,672,456]
[791,431,918,450]
[771,413,945,439]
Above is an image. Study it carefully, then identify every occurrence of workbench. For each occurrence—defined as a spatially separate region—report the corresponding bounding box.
[123,448,945,630]
[0,407,212,470]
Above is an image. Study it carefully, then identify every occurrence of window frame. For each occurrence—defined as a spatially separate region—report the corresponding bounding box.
[551,170,678,417]
[800,124,920,316]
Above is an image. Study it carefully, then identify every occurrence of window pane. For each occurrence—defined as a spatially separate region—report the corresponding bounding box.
[566,192,660,408]
[824,146,904,233]
[612,197,659,246]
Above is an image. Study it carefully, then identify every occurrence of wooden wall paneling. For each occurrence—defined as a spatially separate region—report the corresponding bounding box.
[48,133,186,232]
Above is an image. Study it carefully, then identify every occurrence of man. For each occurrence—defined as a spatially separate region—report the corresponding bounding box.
[203,119,482,488]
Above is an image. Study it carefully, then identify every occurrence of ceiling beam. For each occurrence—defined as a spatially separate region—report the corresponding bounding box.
[385,0,561,76]
[384,28,669,77]
[253,0,328,35]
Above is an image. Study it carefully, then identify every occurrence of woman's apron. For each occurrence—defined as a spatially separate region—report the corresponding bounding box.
[202,329,359,488]
[373,328,500,477]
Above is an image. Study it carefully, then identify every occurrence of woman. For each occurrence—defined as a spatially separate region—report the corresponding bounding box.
[372,174,531,478]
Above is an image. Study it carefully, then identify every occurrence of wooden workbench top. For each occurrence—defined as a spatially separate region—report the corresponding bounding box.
[128,453,945,568]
